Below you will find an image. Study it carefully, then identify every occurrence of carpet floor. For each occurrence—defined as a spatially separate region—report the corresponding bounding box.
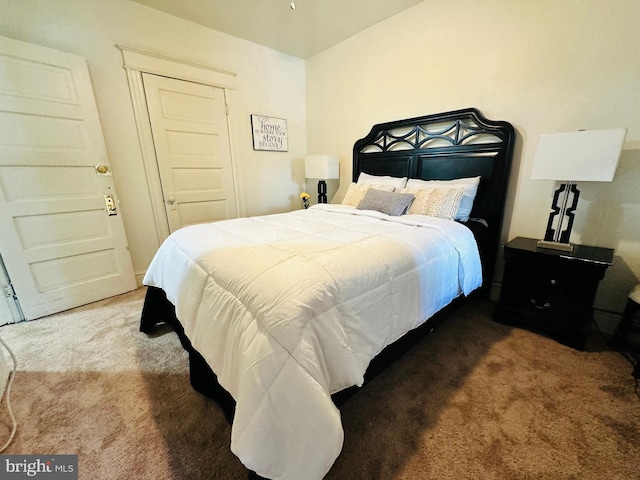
[0,287,638,479]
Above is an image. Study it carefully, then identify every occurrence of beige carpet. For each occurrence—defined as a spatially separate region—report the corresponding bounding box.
[0,288,638,479]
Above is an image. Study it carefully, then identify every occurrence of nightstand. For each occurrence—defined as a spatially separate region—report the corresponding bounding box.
[493,237,613,350]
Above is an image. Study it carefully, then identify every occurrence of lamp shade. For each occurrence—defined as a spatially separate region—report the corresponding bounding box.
[305,155,339,180]
[530,128,626,182]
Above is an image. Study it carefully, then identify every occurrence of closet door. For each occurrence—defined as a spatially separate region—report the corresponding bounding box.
[0,36,136,320]
[142,73,237,233]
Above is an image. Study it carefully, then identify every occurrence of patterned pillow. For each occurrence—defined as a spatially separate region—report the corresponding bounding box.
[401,187,465,221]
[356,188,415,216]
[405,177,480,221]
[341,183,395,207]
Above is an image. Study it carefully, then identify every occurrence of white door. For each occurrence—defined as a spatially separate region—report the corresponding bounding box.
[0,254,22,325]
[142,73,237,233]
[0,35,136,320]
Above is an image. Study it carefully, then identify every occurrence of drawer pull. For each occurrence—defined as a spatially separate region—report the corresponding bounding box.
[530,298,551,310]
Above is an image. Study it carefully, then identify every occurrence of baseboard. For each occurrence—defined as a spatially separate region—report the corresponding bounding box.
[135,271,146,288]
[489,281,501,302]
[593,309,623,336]
[0,341,9,399]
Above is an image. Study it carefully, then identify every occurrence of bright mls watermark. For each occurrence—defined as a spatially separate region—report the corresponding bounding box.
[0,455,77,479]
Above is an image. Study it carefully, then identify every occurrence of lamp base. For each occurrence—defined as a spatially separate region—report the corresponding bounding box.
[536,239,574,252]
[543,182,579,245]
[317,180,328,204]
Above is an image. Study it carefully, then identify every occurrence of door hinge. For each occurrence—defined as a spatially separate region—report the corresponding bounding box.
[225,103,230,115]
[2,283,16,299]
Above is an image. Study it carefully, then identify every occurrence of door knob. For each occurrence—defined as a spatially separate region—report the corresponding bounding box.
[167,194,175,205]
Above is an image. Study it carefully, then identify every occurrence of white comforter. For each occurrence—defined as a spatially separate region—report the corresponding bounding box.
[143,204,482,480]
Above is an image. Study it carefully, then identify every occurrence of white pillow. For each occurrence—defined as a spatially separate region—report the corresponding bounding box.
[405,176,480,222]
[341,183,395,207]
[401,187,465,221]
[357,172,408,190]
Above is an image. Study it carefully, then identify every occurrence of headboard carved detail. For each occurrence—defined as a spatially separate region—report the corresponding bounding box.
[360,118,505,153]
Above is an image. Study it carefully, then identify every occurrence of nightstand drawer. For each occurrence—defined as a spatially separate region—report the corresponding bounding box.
[500,256,602,326]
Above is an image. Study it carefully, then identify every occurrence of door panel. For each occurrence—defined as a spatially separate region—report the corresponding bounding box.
[0,35,136,320]
[142,73,237,232]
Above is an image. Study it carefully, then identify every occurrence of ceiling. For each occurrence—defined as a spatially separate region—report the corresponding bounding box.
[129,0,424,59]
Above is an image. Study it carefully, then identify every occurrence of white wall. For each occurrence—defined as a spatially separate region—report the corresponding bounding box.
[2,0,639,314]
[0,0,307,282]
[306,0,640,312]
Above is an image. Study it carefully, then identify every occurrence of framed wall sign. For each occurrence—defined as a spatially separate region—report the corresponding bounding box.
[251,114,288,152]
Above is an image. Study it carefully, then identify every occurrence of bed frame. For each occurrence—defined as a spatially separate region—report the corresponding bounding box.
[140,107,515,476]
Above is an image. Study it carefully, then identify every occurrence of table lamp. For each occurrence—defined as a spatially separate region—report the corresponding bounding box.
[530,128,626,252]
[305,155,339,203]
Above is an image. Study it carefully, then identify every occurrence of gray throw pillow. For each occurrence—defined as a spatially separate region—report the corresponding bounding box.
[356,188,415,216]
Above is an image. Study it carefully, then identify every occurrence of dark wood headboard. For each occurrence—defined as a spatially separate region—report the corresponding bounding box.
[352,108,515,294]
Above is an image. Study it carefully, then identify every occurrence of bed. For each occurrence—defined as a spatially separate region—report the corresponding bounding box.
[140,107,515,480]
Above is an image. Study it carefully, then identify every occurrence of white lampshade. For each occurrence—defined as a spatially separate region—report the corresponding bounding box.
[305,155,339,180]
[531,128,626,182]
